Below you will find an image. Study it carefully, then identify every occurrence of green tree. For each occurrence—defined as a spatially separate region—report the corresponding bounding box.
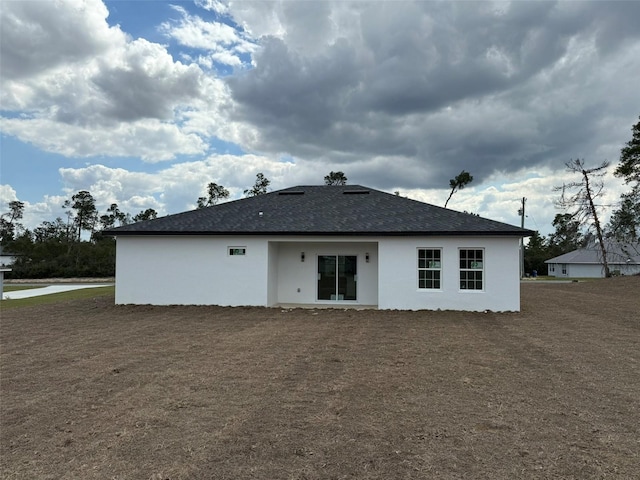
[554,159,611,277]
[244,173,270,197]
[63,191,98,241]
[444,170,473,208]
[12,212,116,278]
[324,171,348,185]
[607,195,639,244]
[197,182,230,208]
[547,213,584,255]
[99,203,128,230]
[524,231,550,275]
[609,116,640,246]
[0,200,25,244]
[614,116,640,184]
[33,218,70,243]
[133,208,158,222]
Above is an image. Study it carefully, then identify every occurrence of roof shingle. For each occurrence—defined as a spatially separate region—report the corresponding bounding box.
[105,185,533,237]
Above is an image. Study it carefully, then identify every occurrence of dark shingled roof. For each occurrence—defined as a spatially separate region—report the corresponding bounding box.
[104,185,534,237]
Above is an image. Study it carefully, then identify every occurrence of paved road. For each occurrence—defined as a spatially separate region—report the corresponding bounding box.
[2,284,111,300]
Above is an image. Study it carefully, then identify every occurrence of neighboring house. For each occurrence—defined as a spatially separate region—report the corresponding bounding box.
[105,185,533,311]
[545,241,640,278]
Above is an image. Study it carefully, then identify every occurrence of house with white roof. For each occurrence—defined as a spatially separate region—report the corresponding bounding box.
[105,185,533,311]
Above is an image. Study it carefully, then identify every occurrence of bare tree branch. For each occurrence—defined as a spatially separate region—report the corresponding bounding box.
[554,159,611,277]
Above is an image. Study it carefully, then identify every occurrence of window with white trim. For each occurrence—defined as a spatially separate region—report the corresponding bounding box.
[418,248,442,289]
[459,249,483,290]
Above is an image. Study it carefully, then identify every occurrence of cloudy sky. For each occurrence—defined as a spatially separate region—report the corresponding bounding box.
[1,0,639,236]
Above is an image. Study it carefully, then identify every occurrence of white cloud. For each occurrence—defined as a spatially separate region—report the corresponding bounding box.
[0,0,234,161]
[0,184,68,235]
[0,117,207,162]
[402,166,627,237]
[160,5,256,67]
[195,0,229,15]
[0,0,126,80]
[3,156,629,241]
[0,185,19,206]
[2,0,639,239]
[55,154,300,219]
[224,0,640,191]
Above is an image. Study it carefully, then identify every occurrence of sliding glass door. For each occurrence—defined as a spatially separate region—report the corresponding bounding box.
[317,255,357,301]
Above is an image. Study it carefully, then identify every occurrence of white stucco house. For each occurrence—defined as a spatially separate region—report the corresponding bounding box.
[545,241,640,278]
[105,185,533,311]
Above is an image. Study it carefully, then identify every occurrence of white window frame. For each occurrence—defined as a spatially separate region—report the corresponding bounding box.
[459,248,484,291]
[228,247,246,256]
[417,248,442,290]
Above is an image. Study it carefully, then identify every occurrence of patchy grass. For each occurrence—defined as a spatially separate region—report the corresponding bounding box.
[1,285,42,292]
[0,286,114,310]
[1,277,639,479]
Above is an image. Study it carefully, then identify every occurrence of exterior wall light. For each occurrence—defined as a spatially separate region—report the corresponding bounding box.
[365,253,370,263]
[301,252,305,262]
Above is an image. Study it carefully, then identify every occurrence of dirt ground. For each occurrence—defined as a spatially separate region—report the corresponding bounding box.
[1,278,639,480]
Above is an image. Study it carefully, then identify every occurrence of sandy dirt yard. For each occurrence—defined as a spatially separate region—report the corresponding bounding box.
[1,277,639,479]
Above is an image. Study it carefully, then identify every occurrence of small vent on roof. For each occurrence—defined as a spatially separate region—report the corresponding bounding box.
[343,190,370,195]
[279,191,305,195]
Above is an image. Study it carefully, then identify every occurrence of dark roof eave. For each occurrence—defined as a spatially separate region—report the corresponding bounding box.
[105,229,533,237]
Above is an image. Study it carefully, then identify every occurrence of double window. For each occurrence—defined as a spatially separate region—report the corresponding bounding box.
[418,249,442,289]
[460,249,483,290]
[418,248,485,290]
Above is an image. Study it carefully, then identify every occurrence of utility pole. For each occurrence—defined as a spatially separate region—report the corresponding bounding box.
[518,197,526,278]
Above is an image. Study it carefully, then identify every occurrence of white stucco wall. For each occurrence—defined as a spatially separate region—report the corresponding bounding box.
[377,236,521,311]
[115,234,522,311]
[267,241,279,306]
[115,236,270,305]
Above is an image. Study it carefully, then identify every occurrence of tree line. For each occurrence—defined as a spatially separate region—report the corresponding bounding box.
[0,192,159,278]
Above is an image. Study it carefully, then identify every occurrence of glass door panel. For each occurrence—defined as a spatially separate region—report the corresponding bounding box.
[317,255,357,301]
[317,255,337,300]
[338,255,357,301]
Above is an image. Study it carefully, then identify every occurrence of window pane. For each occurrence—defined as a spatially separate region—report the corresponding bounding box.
[418,249,441,289]
[459,249,484,290]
